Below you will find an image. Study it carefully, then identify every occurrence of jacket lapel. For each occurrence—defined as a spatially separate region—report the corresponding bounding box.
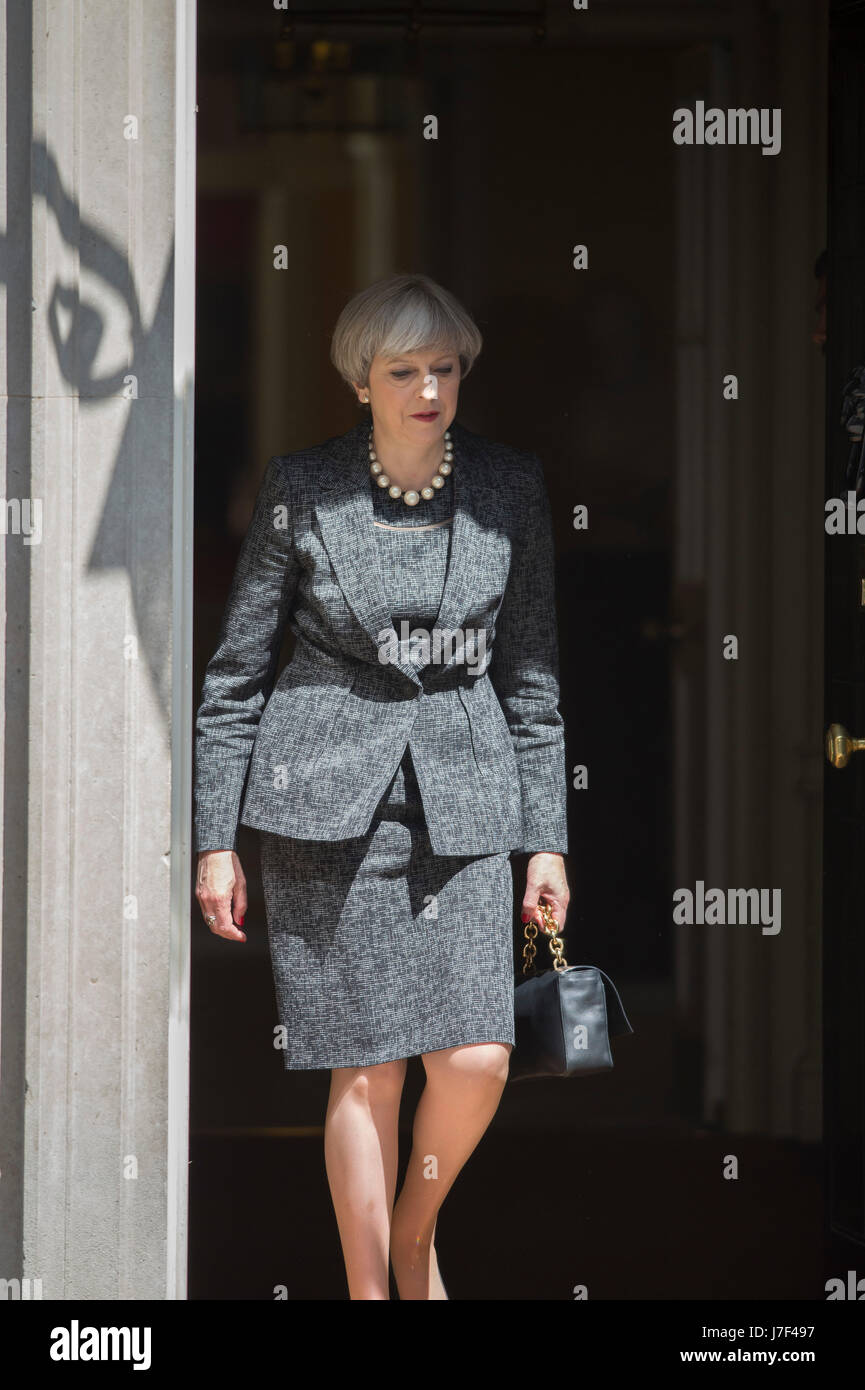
[315,423,423,688]
[431,427,493,639]
[314,420,497,685]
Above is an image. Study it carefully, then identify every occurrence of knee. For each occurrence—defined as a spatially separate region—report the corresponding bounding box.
[332,1057,407,1105]
[425,1042,511,1089]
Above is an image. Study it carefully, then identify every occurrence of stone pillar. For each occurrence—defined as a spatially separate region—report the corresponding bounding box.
[0,0,195,1298]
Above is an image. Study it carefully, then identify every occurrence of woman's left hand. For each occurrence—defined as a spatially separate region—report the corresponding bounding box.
[521,852,570,934]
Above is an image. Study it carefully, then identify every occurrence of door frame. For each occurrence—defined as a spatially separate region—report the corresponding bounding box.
[168,0,198,1300]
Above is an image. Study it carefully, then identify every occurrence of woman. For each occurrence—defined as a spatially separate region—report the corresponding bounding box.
[193,272,570,1300]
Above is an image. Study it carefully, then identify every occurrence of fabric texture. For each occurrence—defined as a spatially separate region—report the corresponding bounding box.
[263,490,514,1070]
[192,418,569,857]
[262,744,516,1069]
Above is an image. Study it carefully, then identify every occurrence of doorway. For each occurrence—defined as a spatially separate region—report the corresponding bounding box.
[189,1,827,1299]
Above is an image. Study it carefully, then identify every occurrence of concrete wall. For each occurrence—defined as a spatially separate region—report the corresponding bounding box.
[0,0,194,1298]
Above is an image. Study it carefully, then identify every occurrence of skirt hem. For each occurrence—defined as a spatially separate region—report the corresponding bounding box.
[278,1030,516,1072]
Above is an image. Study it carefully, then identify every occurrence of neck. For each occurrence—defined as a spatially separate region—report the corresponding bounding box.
[369,421,448,489]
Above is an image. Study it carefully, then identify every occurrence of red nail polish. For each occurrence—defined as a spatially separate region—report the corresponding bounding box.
[237,916,244,926]
[521,913,529,922]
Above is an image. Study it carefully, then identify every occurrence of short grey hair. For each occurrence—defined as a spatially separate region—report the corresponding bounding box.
[330,273,483,390]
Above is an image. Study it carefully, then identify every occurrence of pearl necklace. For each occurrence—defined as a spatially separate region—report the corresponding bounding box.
[369,429,453,507]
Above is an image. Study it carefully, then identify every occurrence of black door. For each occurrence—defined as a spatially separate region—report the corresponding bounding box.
[825,0,865,1255]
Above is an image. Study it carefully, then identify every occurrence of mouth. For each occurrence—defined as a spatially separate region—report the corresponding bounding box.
[410,411,440,421]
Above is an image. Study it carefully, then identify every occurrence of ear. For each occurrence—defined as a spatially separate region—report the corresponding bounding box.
[351,380,370,405]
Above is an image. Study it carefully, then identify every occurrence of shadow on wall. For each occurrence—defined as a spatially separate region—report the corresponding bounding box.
[8,140,177,729]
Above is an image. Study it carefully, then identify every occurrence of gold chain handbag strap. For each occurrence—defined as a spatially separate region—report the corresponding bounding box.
[521,901,568,975]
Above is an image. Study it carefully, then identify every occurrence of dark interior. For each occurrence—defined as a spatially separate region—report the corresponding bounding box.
[188,0,851,1300]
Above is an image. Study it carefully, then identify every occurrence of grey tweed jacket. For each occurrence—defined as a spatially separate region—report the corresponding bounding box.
[193,419,569,857]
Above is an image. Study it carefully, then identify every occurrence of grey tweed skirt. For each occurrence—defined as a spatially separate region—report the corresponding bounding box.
[260,746,516,1070]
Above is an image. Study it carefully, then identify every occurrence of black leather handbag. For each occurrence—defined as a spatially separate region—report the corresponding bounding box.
[510,904,634,1082]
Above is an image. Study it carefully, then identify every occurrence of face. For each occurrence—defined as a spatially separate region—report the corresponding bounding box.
[354,345,461,442]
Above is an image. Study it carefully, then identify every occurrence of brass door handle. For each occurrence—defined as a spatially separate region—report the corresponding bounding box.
[825,722,865,768]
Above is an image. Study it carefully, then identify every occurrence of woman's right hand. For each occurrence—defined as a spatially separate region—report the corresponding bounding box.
[196,850,248,942]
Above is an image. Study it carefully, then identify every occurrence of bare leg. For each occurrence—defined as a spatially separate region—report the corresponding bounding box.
[324,1057,408,1300]
[390,1041,511,1300]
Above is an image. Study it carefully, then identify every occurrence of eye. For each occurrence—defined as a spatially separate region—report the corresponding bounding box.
[391,370,412,379]
[433,366,454,373]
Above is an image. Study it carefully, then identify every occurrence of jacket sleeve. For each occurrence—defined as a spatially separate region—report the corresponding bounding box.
[489,454,569,855]
[193,455,300,853]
